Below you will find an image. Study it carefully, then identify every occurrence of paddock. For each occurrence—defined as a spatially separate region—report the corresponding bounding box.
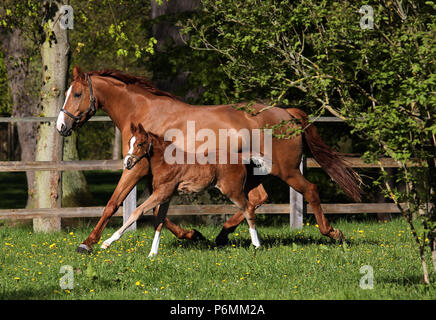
[0,116,434,301]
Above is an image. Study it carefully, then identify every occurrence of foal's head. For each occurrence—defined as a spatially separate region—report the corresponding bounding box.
[124,123,155,170]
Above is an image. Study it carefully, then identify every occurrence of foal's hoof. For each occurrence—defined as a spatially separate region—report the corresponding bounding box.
[332,229,345,243]
[191,229,206,241]
[76,243,92,254]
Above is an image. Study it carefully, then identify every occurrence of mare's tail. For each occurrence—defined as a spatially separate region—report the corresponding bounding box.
[286,108,363,202]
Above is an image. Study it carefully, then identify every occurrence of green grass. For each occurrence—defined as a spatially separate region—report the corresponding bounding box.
[0,218,435,300]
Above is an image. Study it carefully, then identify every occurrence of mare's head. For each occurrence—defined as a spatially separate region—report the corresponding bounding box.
[124,123,155,170]
[56,66,97,136]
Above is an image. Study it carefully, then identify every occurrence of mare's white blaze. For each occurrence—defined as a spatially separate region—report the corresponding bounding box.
[123,136,136,168]
[249,227,261,248]
[56,86,72,131]
[148,231,161,257]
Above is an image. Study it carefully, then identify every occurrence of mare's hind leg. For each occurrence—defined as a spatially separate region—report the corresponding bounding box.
[284,169,344,241]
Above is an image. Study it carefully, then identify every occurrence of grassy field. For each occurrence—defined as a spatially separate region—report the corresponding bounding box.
[0,217,435,300]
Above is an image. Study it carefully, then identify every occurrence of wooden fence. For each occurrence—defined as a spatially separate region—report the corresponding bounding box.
[0,115,405,231]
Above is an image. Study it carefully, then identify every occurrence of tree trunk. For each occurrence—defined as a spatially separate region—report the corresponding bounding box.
[33,1,69,232]
[112,126,122,160]
[0,29,38,208]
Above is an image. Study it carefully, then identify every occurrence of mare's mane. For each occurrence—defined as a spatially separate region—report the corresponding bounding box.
[87,70,179,100]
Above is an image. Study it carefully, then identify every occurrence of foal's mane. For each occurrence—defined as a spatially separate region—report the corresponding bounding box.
[87,69,179,100]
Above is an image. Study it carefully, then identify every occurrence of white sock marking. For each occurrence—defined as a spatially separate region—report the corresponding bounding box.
[249,228,261,248]
[101,231,121,249]
[148,231,161,257]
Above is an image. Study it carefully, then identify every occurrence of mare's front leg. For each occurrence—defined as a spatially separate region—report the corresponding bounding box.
[101,185,174,250]
[77,160,148,253]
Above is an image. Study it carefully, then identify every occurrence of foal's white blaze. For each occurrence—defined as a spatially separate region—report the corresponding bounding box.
[249,227,261,248]
[148,231,161,257]
[123,136,136,168]
[56,86,72,132]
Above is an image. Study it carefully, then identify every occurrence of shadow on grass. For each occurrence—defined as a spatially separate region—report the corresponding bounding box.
[165,232,381,250]
[0,286,59,300]
[376,274,431,286]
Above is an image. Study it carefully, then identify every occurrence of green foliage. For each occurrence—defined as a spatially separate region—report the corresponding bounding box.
[0,52,12,116]
[69,0,156,74]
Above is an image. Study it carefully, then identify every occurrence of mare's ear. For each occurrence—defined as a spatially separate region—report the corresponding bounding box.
[73,65,85,81]
[130,122,137,134]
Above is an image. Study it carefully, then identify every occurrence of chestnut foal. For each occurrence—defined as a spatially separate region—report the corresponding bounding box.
[101,123,261,255]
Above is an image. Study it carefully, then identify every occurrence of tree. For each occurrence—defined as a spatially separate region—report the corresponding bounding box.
[1,1,92,220]
[32,0,72,232]
[183,0,435,282]
[0,12,39,207]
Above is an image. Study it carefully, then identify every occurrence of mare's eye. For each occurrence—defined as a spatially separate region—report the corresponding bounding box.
[74,92,82,98]
[137,143,144,147]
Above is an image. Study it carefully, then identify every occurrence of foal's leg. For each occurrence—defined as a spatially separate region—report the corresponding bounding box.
[283,169,344,241]
[77,160,148,253]
[144,178,204,241]
[148,201,168,257]
[101,187,173,249]
[215,183,267,246]
[219,174,262,249]
[229,194,261,248]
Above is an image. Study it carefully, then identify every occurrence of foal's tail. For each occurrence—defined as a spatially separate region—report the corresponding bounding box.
[286,108,363,202]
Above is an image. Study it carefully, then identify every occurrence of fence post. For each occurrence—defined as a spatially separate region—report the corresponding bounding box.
[290,157,304,229]
[123,186,137,232]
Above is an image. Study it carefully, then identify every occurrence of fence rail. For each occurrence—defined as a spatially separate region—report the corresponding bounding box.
[0,203,404,220]
[0,157,412,172]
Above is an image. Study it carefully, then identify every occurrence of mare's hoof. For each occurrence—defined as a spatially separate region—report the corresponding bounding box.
[192,229,206,241]
[76,243,92,254]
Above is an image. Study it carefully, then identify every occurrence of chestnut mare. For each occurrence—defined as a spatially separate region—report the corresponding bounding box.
[101,123,262,255]
[56,66,362,253]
